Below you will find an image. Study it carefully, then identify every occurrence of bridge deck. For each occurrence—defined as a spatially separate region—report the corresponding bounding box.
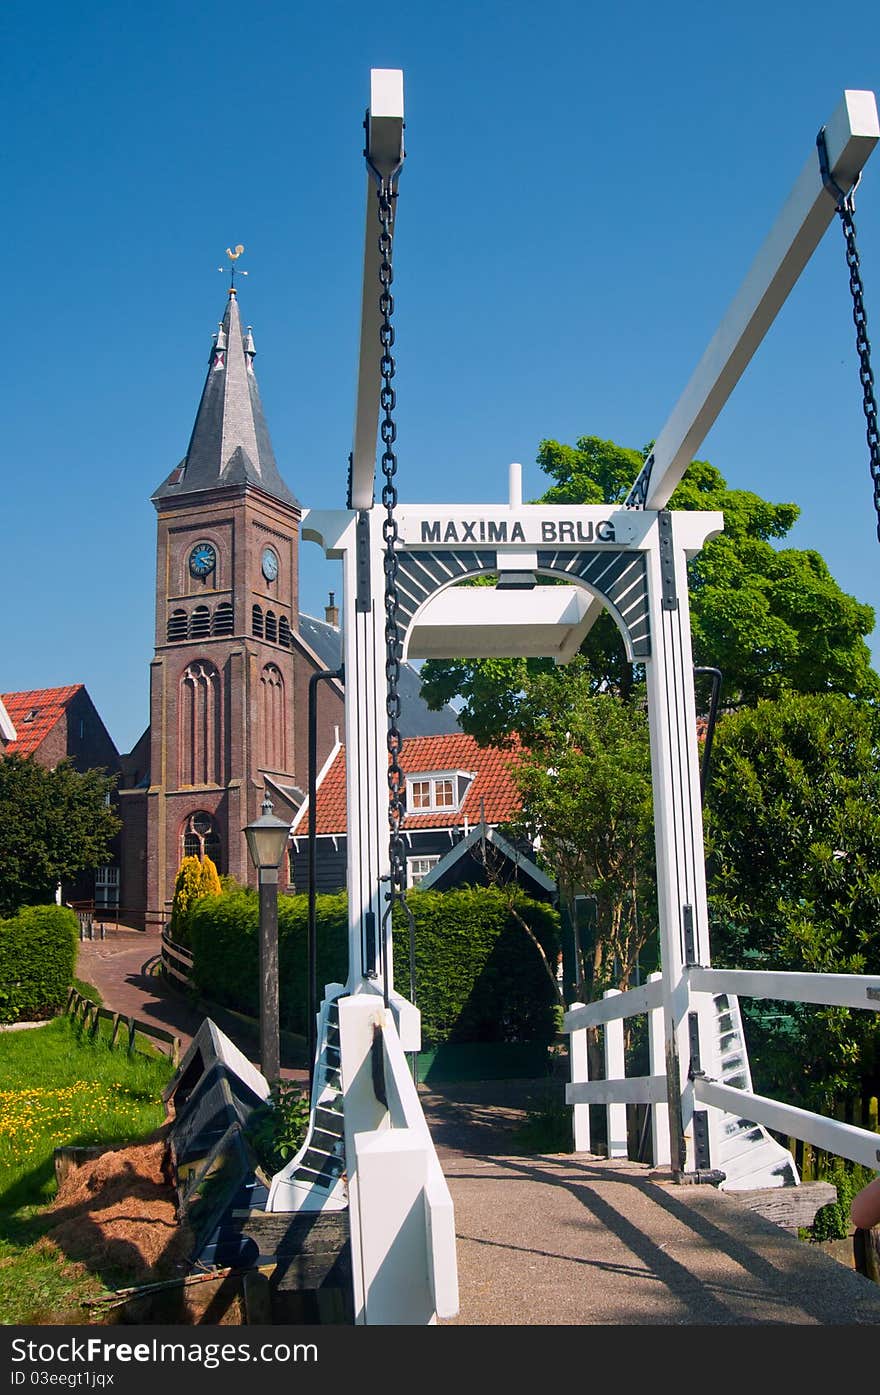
[417,1084,880,1326]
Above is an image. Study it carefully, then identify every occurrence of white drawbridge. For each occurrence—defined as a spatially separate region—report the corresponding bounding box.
[268,72,880,1324]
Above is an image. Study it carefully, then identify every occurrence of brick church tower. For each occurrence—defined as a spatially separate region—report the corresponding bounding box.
[141,284,323,924]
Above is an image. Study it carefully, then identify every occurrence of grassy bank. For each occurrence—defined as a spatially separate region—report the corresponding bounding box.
[0,1015,173,1324]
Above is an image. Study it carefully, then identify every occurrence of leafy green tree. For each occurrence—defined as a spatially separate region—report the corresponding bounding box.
[509,661,656,999]
[705,693,880,1113]
[421,435,879,740]
[0,755,119,918]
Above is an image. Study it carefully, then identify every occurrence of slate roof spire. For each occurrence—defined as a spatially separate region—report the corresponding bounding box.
[153,288,300,508]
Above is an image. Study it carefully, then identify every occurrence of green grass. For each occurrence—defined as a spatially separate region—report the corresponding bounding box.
[0,1015,173,1324]
[71,979,102,1005]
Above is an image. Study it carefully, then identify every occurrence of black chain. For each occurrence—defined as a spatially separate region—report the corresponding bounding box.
[837,193,880,542]
[375,174,407,904]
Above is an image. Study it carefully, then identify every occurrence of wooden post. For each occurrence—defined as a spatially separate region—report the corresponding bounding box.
[569,1020,591,1152]
[110,1013,121,1050]
[128,1017,136,1054]
[603,990,627,1158]
[647,972,671,1167]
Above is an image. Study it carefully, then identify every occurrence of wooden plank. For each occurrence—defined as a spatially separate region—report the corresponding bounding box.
[728,1181,837,1232]
[243,1269,272,1324]
[566,1074,668,1107]
[695,1077,880,1170]
[271,1245,352,1293]
[690,966,880,1012]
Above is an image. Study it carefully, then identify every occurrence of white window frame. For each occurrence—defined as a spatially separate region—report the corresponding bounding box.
[405,769,473,814]
[407,854,441,887]
[95,865,120,909]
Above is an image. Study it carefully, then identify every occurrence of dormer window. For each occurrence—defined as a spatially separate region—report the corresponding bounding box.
[405,770,473,813]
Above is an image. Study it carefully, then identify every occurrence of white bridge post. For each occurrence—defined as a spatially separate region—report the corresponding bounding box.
[644,514,713,1173]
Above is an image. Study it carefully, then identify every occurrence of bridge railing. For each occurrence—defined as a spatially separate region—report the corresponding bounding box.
[564,967,880,1174]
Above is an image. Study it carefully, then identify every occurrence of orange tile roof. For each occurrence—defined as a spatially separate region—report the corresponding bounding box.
[293,732,523,836]
[1,686,83,759]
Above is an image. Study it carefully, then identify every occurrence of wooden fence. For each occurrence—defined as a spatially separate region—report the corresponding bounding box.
[65,987,182,1067]
[160,929,194,988]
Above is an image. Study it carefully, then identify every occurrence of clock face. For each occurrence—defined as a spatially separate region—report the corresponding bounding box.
[261,547,279,582]
[189,543,216,578]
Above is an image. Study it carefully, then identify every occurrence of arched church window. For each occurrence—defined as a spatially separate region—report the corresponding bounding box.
[260,663,286,771]
[167,610,188,643]
[190,605,211,638]
[181,810,222,869]
[278,615,291,648]
[265,610,278,644]
[179,660,222,786]
[213,602,234,636]
[252,604,264,639]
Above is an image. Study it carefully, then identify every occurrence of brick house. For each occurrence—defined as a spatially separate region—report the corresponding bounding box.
[289,730,555,901]
[0,684,122,906]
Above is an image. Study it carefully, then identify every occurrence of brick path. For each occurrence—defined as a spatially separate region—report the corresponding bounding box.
[75,926,308,1083]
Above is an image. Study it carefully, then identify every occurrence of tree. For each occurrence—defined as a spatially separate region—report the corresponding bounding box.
[198,855,222,899]
[170,854,223,943]
[421,435,879,741]
[705,692,880,1113]
[508,661,656,1000]
[0,755,120,917]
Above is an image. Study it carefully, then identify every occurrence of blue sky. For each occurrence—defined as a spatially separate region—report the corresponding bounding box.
[4,0,880,752]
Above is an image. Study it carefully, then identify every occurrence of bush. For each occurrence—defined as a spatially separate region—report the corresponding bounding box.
[809,1159,876,1242]
[198,856,222,898]
[188,885,560,1046]
[170,857,225,945]
[394,887,560,1046]
[0,905,78,1023]
[188,888,347,1034]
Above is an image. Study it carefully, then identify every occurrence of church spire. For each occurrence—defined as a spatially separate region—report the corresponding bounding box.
[153,288,300,509]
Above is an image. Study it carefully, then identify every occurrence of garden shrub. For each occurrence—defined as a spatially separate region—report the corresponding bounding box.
[198,856,222,898]
[188,885,560,1046]
[188,888,348,1035]
[808,1158,876,1242]
[169,855,215,944]
[0,904,78,1023]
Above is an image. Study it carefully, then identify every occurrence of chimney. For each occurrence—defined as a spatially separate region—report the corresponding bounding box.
[325,591,340,627]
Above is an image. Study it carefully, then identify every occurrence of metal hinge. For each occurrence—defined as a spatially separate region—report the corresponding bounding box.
[658,511,678,610]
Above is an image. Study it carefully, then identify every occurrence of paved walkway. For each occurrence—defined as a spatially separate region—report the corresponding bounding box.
[76,926,308,1083]
[76,929,880,1325]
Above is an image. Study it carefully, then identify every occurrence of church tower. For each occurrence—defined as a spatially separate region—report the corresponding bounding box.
[145,285,303,921]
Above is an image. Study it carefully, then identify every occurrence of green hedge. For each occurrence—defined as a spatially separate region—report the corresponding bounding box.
[0,904,78,1023]
[188,886,560,1046]
[188,888,348,1036]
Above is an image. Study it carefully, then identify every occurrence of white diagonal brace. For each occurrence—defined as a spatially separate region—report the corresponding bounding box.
[626,89,878,511]
[350,68,405,511]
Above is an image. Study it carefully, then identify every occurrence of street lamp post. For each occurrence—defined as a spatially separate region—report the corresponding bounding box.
[244,791,291,1083]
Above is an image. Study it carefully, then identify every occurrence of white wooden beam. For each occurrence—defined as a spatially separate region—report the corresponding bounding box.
[690,966,880,1012]
[627,89,879,510]
[350,69,405,511]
